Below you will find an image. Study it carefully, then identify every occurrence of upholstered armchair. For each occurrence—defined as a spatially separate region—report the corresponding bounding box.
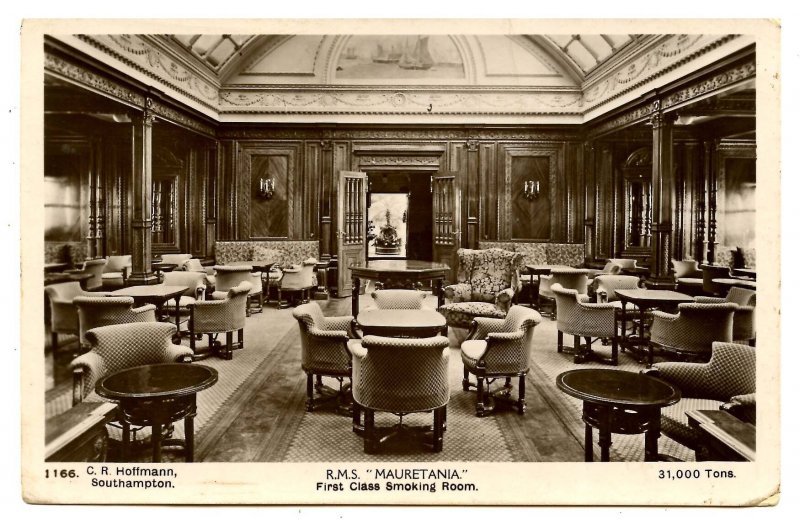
[45,282,109,351]
[368,289,429,310]
[70,322,193,406]
[158,253,192,266]
[292,302,355,412]
[695,287,756,345]
[585,261,622,279]
[182,258,216,292]
[162,271,207,328]
[438,248,523,330]
[351,335,450,453]
[460,305,542,416]
[101,255,132,289]
[594,274,641,307]
[551,283,619,365]
[672,259,704,295]
[187,282,252,360]
[252,246,285,300]
[68,258,107,291]
[700,264,733,296]
[73,296,157,349]
[212,265,263,315]
[646,342,756,458]
[538,268,589,317]
[649,302,736,361]
[278,258,317,308]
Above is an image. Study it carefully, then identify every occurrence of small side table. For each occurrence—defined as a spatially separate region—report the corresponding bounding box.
[556,369,680,462]
[96,363,218,462]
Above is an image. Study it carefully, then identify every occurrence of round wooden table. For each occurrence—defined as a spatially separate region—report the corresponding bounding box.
[357,309,447,337]
[556,369,680,462]
[349,260,449,315]
[96,363,218,462]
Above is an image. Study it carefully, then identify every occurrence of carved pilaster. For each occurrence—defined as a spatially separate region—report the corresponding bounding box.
[583,141,597,264]
[647,107,678,289]
[705,141,718,264]
[127,99,158,285]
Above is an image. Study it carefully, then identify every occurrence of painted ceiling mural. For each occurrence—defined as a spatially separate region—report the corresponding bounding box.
[334,36,465,80]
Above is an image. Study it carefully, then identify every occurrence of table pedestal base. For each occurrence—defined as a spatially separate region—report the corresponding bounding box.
[118,395,198,463]
[581,401,660,462]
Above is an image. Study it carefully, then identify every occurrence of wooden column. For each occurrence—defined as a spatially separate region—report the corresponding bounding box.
[704,140,718,264]
[465,139,479,249]
[647,106,678,289]
[127,99,157,285]
[583,140,596,264]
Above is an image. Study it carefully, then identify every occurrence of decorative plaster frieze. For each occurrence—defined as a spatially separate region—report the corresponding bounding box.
[219,88,582,115]
[78,35,220,111]
[45,52,145,107]
[149,98,216,137]
[660,60,756,110]
[583,34,740,110]
[357,155,441,166]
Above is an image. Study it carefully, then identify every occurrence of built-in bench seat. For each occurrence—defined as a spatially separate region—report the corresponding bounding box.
[478,241,585,267]
[213,240,320,268]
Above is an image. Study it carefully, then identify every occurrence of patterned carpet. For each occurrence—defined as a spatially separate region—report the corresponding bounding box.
[45,293,694,462]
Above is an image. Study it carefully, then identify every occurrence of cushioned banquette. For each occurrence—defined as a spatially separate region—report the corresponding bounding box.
[477,241,585,267]
[213,241,319,268]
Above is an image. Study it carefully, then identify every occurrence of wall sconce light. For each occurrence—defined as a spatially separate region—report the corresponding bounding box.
[258,178,276,200]
[523,180,540,201]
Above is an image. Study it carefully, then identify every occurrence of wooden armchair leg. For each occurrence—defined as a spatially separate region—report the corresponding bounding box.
[237,328,244,349]
[363,409,377,454]
[432,407,445,452]
[475,376,486,417]
[224,331,234,360]
[462,367,470,391]
[306,373,315,412]
[517,374,526,415]
[557,330,563,353]
[573,335,585,364]
[51,332,59,352]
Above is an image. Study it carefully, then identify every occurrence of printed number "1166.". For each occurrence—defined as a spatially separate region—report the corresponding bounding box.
[45,469,77,479]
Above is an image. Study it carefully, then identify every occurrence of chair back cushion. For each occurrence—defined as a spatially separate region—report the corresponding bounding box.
[45,281,85,302]
[608,258,638,270]
[595,274,641,301]
[73,296,157,345]
[104,255,132,272]
[214,265,255,292]
[252,246,283,264]
[549,268,589,294]
[81,259,107,289]
[73,322,179,398]
[672,259,700,278]
[726,287,756,307]
[370,289,427,309]
[467,248,522,302]
[352,335,450,412]
[704,342,757,400]
[162,271,207,297]
[159,253,192,266]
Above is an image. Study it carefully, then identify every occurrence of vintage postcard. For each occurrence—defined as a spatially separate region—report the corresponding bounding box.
[19,17,781,506]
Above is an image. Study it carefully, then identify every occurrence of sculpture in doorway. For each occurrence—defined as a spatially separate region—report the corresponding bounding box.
[374,210,402,255]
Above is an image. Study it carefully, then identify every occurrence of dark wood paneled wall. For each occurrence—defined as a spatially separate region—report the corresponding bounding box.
[217,126,585,262]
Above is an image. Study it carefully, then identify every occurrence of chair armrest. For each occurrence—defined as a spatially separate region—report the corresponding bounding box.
[132,304,157,315]
[695,296,725,304]
[722,393,757,424]
[323,315,355,333]
[70,351,105,406]
[467,317,507,340]
[487,330,525,342]
[349,341,367,359]
[651,310,679,322]
[495,287,516,305]
[650,361,710,397]
[308,326,350,342]
[167,345,194,363]
[443,283,471,303]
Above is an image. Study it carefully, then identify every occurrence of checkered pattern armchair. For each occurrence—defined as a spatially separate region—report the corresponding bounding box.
[368,289,429,310]
[460,305,542,416]
[187,281,252,360]
[648,342,756,455]
[182,258,216,290]
[672,259,704,295]
[45,281,109,350]
[439,248,523,329]
[69,322,193,406]
[695,287,756,344]
[586,261,622,279]
[67,258,107,291]
[538,268,589,316]
[73,296,157,349]
[650,302,736,361]
[162,271,207,326]
[350,335,450,453]
[279,258,318,308]
[101,255,132,289]
[158,253,192,266]
[212,265,263,314]
[292,302,355,412]
[551,283,619,365]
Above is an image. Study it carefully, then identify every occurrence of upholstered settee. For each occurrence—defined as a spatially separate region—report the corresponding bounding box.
[713,245,756,270]
[478,241,585,267]
[213,240,319,268]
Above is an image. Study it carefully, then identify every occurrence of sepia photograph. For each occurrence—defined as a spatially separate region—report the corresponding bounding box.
[16,14,784,508]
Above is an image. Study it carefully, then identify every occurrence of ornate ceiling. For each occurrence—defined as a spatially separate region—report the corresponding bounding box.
[50,32,755,123]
